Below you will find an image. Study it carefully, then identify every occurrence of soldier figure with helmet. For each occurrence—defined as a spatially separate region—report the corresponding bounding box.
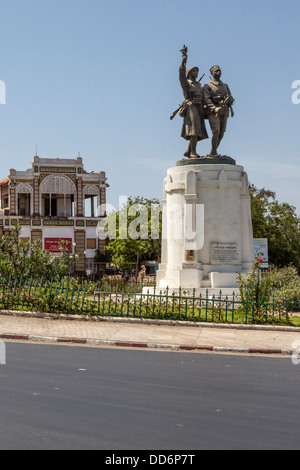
[203,65,235,157]
[177,45,208,158]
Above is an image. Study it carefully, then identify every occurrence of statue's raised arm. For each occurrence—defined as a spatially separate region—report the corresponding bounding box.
[179,45,190,99]
[174,45,208,159]
[180,45,188,68]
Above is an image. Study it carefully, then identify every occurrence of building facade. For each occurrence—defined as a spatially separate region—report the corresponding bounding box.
[0,155,107,273]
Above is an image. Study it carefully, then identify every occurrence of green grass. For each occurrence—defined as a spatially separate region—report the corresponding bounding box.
[290,315,300,326]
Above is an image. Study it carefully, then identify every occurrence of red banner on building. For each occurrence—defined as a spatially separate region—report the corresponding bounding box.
[44,238,73,253]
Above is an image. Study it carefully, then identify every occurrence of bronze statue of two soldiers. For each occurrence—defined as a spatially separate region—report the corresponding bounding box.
[172,45,234,158]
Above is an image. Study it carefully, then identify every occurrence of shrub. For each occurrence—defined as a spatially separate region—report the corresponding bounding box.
[266,265,300,311]
[0,224,78,281]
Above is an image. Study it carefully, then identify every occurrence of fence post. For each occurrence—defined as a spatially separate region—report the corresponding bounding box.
[205,289,209,322]
[191,289,196,320]
[185,296,188,321]
[126,283,131,317]
[76,282,81,303]
[284,295,289,323]
[178,287,182,320]
[225,294,228,323]
[152,284,156,318]
[251,293,255,323]
[32,278,39,310]
[272,292,276,320]
[244,291,248,324]
[54,278,59,301]
[81,280,87,312]
[108,285,112,315]
[212,294,215,322]
[102,281,107,315]
[198,292,202,321]
[133,285,137,317]
[158,289,163,319]
[171,291,175,318]
[12,278,18,309]
[120,290,125,317]
[218,290,222,322]
[139,283,143,317]
[265,297,269,323]
[145,288,150,317]
[232,291,236,324]
[21,277,27,309]
[65,278,70,309]
[2,281,6,309]
[165,286,169,318]
[69,279,76,312]
[5,280,10,310]
[258,292,262,322]
[114,282,119,315]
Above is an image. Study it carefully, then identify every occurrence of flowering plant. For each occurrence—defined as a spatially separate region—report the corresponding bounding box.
[237,256,272,312]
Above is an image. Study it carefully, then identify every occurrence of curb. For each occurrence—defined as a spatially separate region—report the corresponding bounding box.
[0,333,293,356]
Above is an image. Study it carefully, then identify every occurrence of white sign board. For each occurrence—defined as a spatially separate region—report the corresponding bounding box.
[253,238,268,268]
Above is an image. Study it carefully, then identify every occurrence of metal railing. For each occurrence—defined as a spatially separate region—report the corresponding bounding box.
[0,277,299,326]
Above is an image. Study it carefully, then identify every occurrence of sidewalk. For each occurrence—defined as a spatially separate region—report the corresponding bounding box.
[0,310,300,356]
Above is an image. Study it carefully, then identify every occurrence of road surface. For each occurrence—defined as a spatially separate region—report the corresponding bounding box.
[0,342,299,450]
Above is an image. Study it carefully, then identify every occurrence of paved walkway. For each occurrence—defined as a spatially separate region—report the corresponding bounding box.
[1,310,300,356]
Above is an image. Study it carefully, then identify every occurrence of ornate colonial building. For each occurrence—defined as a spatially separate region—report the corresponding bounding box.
[0,155,107,273]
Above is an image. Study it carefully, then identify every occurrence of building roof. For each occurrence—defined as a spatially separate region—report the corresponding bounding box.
[34,157,80,165]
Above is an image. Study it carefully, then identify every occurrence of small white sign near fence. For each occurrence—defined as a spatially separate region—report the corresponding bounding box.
[254,238,269,268]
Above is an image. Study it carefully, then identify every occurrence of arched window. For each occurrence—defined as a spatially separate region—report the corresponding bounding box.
[40,175,77,217]
[16,183,33,216]
[83,185,100,217]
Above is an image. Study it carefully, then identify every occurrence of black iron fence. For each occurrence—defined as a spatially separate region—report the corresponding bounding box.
[0,277,299,326]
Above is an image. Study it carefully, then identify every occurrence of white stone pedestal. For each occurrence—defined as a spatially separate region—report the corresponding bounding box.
[156,158,254,291]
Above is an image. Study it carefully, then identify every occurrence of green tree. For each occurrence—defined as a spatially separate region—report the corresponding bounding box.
[105,196,162,270]
[250,184,300,270]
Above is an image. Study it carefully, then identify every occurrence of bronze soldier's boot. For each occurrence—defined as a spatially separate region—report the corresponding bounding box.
[208,134,220,157]
[184,142,191,158]
[189,136,200,158]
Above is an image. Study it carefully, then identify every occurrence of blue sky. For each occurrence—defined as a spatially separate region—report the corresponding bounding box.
[1,0,299,215]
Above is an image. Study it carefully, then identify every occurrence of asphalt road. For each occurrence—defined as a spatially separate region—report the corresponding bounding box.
[0,342,299,450]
